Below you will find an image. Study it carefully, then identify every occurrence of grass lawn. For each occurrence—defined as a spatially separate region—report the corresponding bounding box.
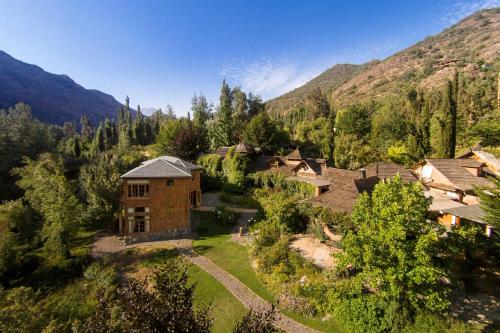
[192,211,345,333]
[193,211,274,303]
[138,247,247,333]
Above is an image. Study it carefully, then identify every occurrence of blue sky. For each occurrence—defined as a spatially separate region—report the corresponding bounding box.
[0,0,498,116]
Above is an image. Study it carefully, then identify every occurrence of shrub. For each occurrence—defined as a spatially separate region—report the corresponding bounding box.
[250,171,315,199]
[256,238,291,274]
[232,307,278,333]
[252,222,282,251]
[306,219,327,242]
[197,154,224,191]
[213,206,240,226]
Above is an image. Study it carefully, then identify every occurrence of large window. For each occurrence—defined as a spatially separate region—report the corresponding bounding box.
[128,184,149,198]
[134,218,145,232]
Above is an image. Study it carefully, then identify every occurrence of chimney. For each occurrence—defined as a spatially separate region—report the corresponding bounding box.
[359,168,366,179]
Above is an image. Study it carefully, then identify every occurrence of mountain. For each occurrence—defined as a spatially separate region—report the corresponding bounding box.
[0,50,124,125]
[266,8,500,116]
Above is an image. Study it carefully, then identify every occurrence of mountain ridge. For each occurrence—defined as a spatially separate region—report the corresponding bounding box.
[0,50,124,125]
[266,8,500,116]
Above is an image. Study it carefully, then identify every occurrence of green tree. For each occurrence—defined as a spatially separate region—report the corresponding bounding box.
[469,112,500,147]
[334,133,374,170]
[327,107,336,166]
[155,118,201,161]
[132,106,145,145]
[80,153,122,227]
[222,148,248,194]
[80,115,93,142]
[14,154,84,262]
[211,80,234,148]
[232,87,248,138]
[331,176,449,331]
[94,124,106,153]
[336,104,371,138]
[306,87,330,118]
[191,93,212,152]
[436,81,457,158]
[73,136,81,157]
[247,93,265,118]
[0,103,53,201]
[83,261,212,332]
[243,112,279,153]
[475,177,500,230]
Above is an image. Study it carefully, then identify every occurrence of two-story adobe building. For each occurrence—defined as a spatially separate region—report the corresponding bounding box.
[119,156,202,241]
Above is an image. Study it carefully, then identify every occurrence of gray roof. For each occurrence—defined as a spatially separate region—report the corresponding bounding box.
[441,204,485,224]
[426,159,493,192]
[425,188,466,211]
[121,156,202,179]
[364,162,417,183]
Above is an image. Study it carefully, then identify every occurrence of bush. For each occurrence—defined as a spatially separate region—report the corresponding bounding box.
[256,238,291,274]
[233,307,278,333]
[252,222,282,251]
[250,171,315,199]
[306,219,327,242]
[197,154,224,191]
[213,206,240,226]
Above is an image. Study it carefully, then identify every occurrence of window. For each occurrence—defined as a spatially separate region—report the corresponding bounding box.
[135,207,145,213]
[128,184,149,198]
[167,179,174,186]
[134,218,145,233]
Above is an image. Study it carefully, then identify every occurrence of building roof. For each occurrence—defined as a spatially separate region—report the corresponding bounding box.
[441,204,485,224]
[458,150,500,176]
[286,148,303,160]
[308,168,379,213]
[121,156,202,179]
[364,162,417,182]
[234,142,254,154]
[426,159,493,192]
[425,187,466,211]
[286,176,331,187]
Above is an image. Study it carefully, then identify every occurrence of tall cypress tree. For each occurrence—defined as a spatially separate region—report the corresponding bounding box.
[214,80,234,147]
[80,115,93,141]
[439,80,457,158]
[192,93,211,153]
[94,125,106,152]
[73,136,81,157]
[133,105,145,145]
[406,89,430,160]
[419,96,431,156]
[327,106,336,166]
[103,118,113,149]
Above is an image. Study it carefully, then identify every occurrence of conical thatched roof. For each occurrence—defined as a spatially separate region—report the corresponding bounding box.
[286,148,303,160]
[235,142,254,154]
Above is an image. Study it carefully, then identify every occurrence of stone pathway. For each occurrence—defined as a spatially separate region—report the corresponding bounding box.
[92,214,318,332]
[181,247,320,333]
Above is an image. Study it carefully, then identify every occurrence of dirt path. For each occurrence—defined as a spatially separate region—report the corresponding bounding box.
[290,235,340,270]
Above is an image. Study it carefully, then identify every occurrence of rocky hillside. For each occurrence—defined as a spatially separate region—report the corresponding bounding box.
[0,50,123,125]
[266,8,500,116]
